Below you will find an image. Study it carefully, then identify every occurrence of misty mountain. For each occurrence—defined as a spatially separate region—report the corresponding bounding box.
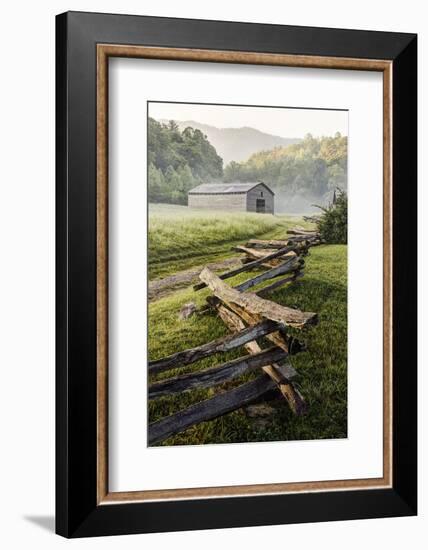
[158,119,300,165]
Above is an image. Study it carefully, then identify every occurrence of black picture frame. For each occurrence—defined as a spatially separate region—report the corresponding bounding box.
[56,11,417,538]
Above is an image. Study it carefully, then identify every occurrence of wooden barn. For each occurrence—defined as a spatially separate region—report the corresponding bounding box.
[188,182,274,214]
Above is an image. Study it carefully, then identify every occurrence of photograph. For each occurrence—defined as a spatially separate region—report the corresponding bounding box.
[147,101,349,446]
[0,2,420,544]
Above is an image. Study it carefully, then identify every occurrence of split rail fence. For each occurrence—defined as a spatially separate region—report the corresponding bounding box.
[148,227,322,445]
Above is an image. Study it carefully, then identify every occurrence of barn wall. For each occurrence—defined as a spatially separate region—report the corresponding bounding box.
[246,184,274,214]
[188,193,247,211]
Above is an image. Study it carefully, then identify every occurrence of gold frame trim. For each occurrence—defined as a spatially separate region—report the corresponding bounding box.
[96,44,393,504]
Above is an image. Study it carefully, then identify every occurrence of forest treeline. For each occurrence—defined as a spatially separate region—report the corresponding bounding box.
[224,133,347,210]
[148,118,223,204]
[148,118,347,210]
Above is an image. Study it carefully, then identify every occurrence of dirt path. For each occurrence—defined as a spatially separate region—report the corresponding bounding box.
[148,257,242,302]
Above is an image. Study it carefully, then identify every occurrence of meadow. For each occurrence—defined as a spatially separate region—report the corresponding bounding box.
[148,203,306,279]
[148,204,347,445]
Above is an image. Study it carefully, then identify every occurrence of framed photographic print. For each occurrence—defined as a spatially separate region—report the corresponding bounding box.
[56,11,417,537]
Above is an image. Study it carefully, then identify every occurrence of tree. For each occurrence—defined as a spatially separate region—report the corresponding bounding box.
[315,190,348,244]
[222,133,347,206]
[148,163,166,203]
[148,118,224,204]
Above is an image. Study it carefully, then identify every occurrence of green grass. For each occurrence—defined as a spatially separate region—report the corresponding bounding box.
[148,243,347,446]
[148,204,310,279]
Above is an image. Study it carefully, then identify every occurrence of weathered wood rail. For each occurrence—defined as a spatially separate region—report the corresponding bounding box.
[148,319,280,375]
[199,267,316,329]
[193,245,298,291]
[149,375,277,446]
[148,227,321,445]
[149,346,288,400]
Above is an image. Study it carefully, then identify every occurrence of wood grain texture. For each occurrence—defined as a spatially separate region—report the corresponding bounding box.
[199,267,317,329]
[148,375,277,445]
[149,346,287,399]
[286,235,320,243]
[98,44,391,71]
[233,257,302,292]
[96,44,109,505]
[194,245,297,291]
[223,301,292,356]
[383,62,393,486]
[216,304,306,415]
[233,245,298,261]
[148,319,279,374]
[246,239,296,249]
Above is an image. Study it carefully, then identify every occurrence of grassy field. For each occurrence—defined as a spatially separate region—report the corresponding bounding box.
[147,204,347,446]
[148,204,308,279]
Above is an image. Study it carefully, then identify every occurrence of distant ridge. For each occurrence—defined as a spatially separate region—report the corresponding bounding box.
[158,119,300,165]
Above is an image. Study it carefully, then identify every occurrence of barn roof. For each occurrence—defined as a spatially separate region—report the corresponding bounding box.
[188,182,274,195]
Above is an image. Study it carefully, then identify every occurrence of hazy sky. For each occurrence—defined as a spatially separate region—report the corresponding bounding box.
[149,102,348,138]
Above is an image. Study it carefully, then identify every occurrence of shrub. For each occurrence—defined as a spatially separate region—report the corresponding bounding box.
[315,190,348,244]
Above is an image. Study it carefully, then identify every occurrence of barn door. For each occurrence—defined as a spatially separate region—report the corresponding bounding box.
[256,198,266,213]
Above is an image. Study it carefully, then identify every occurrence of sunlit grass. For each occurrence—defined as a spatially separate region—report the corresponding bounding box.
[148,203,310,278]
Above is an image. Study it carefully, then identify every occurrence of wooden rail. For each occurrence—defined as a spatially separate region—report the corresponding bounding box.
[193,245,297,291]
[147,227,320,445]
[233,257,303,292]
[148,375,277,446]
[148,319,279,375]
[215,303,306,415]
[199,267,317,329]
[149,346,287,400]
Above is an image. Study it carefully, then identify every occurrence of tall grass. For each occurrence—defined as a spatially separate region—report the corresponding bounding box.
[148,203,303,268]
[149,204,281,262]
